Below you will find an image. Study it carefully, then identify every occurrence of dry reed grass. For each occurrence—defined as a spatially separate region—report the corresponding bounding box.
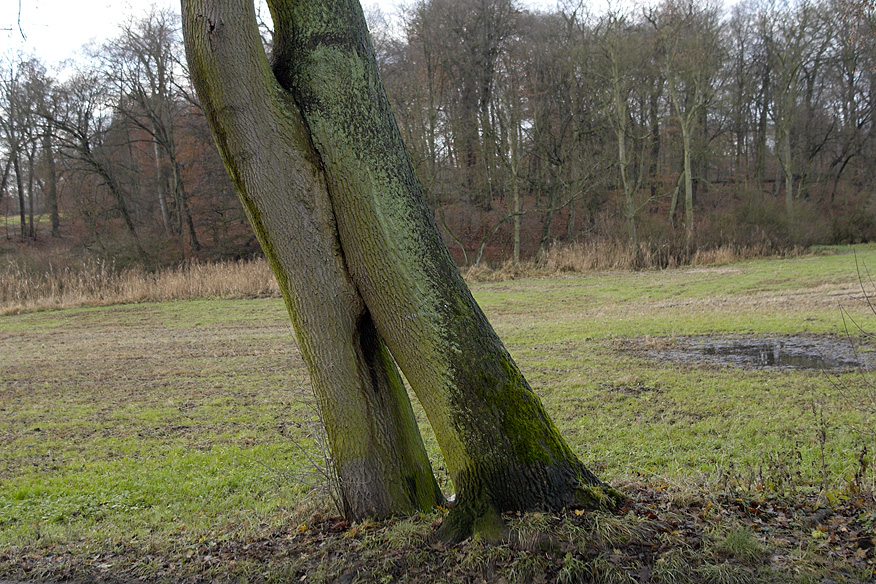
[464,239,799,281]
[0,258,280,315]
[1,240,799,313]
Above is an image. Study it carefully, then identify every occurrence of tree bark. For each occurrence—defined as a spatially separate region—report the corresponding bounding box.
[181,0,442,520]
[42,124,60,238]
[682,121,694,239]
[93,158,147,259]
[153,138,173,237]
[169,155,202,252]
[269,0,619,541]
[26,144,36,239]
[648,82,661,201]
[510,109,521,263]
[12,151,26,239]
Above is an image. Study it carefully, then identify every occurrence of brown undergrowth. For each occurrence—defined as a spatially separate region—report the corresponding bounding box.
[0,257,279,315]
[2,240,801,314]
[463,240,803,282]
[2,482,873,583]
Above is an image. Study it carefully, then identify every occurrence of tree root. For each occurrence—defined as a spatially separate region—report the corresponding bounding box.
[437,483,626,544]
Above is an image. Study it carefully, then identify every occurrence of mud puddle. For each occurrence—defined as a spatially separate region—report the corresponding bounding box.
[628,335,874,371]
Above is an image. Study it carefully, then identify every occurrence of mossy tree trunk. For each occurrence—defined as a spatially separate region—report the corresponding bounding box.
[181,0,442,521]
[268,0,620,541]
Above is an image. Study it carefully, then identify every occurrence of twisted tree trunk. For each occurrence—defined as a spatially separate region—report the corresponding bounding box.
[184,0,619,542]
[269,0,620,541]
[181,0,442,520]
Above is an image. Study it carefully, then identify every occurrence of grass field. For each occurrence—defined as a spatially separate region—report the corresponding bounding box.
[1,247,875,582]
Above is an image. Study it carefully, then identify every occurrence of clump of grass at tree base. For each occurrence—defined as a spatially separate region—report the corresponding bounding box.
[1,246,875,582]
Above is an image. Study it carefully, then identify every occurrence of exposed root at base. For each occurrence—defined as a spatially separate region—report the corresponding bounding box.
[437,483,626,544]
[437,497,507,544]
[575,483,627,510]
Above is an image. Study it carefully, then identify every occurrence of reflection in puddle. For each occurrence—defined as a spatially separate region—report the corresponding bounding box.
[638,336,873,371]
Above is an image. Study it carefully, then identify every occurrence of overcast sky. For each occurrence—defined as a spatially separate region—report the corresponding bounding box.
[1,0,573,70]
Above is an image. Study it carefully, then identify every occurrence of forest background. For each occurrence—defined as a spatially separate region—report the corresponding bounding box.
[1,0,875,275]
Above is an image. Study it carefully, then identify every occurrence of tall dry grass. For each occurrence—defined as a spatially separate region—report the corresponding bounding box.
[0,258,280,315]
[464,239,800,281]
[1,239,799,313]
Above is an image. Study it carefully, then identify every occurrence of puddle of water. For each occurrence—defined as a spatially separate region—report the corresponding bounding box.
[636,336,873,371]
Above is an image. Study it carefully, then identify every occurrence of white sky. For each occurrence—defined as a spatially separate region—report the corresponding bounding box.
[1,0,570,70]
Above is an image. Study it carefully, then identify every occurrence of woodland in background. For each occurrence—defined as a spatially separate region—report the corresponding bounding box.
[2,0,875,271]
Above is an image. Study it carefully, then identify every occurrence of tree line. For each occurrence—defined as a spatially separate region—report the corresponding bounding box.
[2,0,875,267]
[1,8,245,265]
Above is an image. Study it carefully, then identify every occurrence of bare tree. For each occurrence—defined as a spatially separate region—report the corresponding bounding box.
[103,7,201,255]
[649,0,724,238]
[766,0,828,214]
[0,58,31,238]
[50,70,147,259]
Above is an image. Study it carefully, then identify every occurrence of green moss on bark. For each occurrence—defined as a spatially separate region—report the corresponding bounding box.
[265,0,618,537]
[181,0,442,521]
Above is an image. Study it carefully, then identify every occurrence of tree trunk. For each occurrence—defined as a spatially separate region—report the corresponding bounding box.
[617,125,637,246]
[269,0,619,541]
[170,156,202,253]
[0,159,11,239]
[682,122,694,240]
[538,197,556,261]
[95,161,147,260]
[42,125,60,238]
[781,125,794,215]
[27,146,36,239]
[153,139,173,237]
[755,77,769,189]
[12,152,26,239]
[648,85,661,200]
[668,170,681,229]
[181,0,442,521]
[509,103,521,263]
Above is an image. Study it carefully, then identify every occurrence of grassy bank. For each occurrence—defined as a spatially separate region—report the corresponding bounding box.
[1,248,875,582]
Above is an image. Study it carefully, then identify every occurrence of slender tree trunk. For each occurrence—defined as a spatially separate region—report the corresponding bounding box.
[669,171,681,228]
[755,91,768,189]
[153,139,173,236]
[611,69,637,248]
[509,103,521,263]
[12,152,26,239]
[170,157,201,252]
[479,105,494,211]
[42,126,60,237]
[181,0,442,520]
[617,125,637,246]
[649,86,661,200]
[270,0,619,541]
[682,121,694,240]
[27,147,36,239]
[537,189,556,260]
[611,58,636,246]
[87,154,147,260]
[781,125,794,215]
[0,159,11,239]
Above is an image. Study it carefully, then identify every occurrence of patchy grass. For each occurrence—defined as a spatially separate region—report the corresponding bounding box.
[1,247,875,582]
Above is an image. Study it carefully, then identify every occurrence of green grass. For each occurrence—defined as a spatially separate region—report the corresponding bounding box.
[1,246,875,582]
